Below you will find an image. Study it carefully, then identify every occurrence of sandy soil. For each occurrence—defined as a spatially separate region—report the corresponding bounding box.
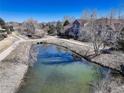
[0,61,28,93]
[0,34,19,53]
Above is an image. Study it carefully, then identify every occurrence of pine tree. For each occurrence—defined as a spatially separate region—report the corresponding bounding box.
[63,20,70,26]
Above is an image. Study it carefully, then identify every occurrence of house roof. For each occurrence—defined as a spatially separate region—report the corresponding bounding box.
[95,18,124,25]
[63,19,124,33]
[95,18,124,31]
[73,19,88,26]
[63,25,72,32]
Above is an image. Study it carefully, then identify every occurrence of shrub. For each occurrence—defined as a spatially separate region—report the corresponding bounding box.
[9,26,14,31]
[47,25,57,35]
[0,18,5,26]
[2,34,7,38]
[118,29,124,51]
[0,34,5,41]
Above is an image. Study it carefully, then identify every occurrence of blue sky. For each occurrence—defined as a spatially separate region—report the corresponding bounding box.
[0,0,124,22]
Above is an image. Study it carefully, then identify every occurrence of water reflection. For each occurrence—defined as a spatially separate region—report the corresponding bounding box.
[17,44,109,93]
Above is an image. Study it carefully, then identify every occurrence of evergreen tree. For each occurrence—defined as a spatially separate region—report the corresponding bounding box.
[63,20,70,26]
[48,25,56,35]
[0,18,5,26]
[56,21,63,36]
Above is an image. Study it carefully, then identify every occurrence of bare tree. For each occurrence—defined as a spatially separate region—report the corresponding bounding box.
[34,29,46,38]
[79,9,121,55]
[89,11,108,54]
[91,29,105,55]
[118,1,124,19]
[63,16,75,23]
[22,18,37,35]
[78,27,92,42]
[109,9,116,24]
[92,10,97,20]
[89,10,103,55]
[81,10,90,20]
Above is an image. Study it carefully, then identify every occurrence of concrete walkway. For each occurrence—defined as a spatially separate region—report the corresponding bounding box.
[0,40,22,62]
[0,35,53,62]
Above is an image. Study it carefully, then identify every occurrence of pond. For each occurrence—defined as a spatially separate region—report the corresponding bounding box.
[17,44,110,93]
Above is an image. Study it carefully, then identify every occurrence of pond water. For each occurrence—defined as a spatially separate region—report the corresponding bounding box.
[17,44,110,93]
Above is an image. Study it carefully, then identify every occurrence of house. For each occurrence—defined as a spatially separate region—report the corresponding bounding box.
[63,19,88,39]
[95,18,124,32]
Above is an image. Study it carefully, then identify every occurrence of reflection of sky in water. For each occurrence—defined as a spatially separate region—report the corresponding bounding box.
[17,44,110,93]
[37,44,81,65]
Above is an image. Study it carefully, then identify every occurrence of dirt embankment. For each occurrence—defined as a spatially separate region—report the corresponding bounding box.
[0,42,32,93]
[0,35,19,53]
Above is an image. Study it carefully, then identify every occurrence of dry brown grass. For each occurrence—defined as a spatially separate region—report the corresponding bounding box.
[0,34,18,53]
